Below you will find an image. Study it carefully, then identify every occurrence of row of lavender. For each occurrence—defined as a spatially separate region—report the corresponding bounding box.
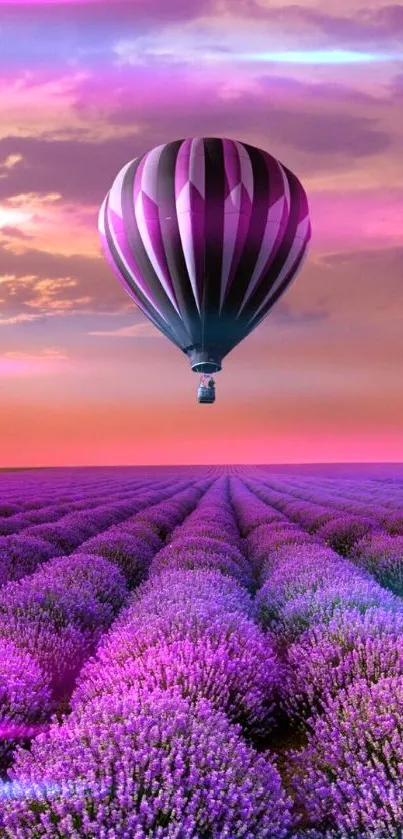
[0,466,213,531]
[0,476,185,586]
[255,470,403,522]
[0,471,159,513]
[246,474,403,597]
[0,467,214,509]
[1,477,296,838]
[230,476,403,838]
[0,478,209,770]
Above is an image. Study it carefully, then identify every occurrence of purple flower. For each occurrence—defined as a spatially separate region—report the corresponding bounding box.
[150,541,253,587]
[267,577,399,641]
[0,553,127,632]
[382,513,403,536]
[73,605,279,734]
[161,535,245,562]
[77,532,153,586]
[283,607,403,720]
[229,478,285,535]
[0,639,52,766]
[352,532,403,595]
[131,567,256,621]
[0,554,128,696]
[172,520,241,546]
[22,522,90,554]
[0,504,21,517]
[23,502,142,554]
[316,516,376,556]
[4,689,292,838]
[292,676,403,837]
[135,503,190,537]
[278,501,335,533]
[255,543,401,640]
[0,535,58,587]
[0,519,25,537]
[115,520,162,551]
[245,524,316,579]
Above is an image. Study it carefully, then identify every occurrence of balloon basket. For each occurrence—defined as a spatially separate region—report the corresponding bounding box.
[197,375,216,404]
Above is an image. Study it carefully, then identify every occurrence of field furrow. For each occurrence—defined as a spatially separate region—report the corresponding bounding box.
[0,478,209,781]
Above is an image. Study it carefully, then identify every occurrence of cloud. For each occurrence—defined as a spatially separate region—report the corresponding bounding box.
[0,71,391,212]
[0,0,215,76]
[4,347,67,361]
[305,5,403,49]
[309,188,403,249]
[0,225,33,240]
[0,271,94,316]
[89,322,163,338]
[0,0,212,21]
[0,244,131,319]
[112,17,403,69]
[390,72,403,96]
[265,299,330,325]
[0,153,23,170]
[78,68,390,160]
[0,345,68,378]
[0,192,102,260]
[0,73,95,142]
[233,3,403,49]
[0,312,43,325]
[287,245,403,326]
[0,134,142,203]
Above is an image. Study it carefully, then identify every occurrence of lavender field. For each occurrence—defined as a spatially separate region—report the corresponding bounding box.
[0,465,402,838]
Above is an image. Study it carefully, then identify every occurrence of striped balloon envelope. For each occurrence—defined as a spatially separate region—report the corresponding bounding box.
[98,137,311,400]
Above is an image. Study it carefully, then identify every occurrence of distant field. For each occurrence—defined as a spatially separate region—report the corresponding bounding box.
[257,461,403,479]
[2,461,402,478]
[0,464,402,837]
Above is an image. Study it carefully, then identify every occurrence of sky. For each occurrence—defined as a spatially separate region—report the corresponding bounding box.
[0,0,402,467]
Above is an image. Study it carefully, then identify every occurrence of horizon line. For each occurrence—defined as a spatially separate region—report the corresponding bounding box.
[1,461,403,472]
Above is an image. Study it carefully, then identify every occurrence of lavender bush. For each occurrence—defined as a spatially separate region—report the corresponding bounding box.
[352,531,403,594]
[0,557,123,697]
[382,512,403,536]
[0,535,59,586]
[283,606,403,720]
[150,539,253,587]
[3,689,292,838]
[292,676,403,838]
[77,531,153,586]
[0,639,52,766]
[73,612,279,734]
[316,515,376,556]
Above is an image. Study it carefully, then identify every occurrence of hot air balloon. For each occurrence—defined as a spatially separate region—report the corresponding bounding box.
[98,138,311,404]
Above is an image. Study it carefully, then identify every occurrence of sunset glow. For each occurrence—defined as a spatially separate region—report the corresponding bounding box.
[0,207,32,228]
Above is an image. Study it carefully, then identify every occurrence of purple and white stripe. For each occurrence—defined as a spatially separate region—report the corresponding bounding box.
[99,137,311,362]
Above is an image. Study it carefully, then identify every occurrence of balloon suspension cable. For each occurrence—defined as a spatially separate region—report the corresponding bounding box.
[197,374,216,404]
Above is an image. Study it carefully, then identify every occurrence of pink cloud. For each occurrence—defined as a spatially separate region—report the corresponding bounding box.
[310,189,403,250]
[0,1,103,4]
[0,347,68,377]
[236,3,403,49]
[0,74,391,211]
[0,0,212,23]
[89,322,162,338]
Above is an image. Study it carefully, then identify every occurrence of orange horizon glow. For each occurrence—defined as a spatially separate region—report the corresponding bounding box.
[1,401,402,469]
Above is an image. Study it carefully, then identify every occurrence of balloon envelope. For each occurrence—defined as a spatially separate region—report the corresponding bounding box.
[98,137,311,372]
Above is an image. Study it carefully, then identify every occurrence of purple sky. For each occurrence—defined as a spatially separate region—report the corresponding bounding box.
[0,0,402,466]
